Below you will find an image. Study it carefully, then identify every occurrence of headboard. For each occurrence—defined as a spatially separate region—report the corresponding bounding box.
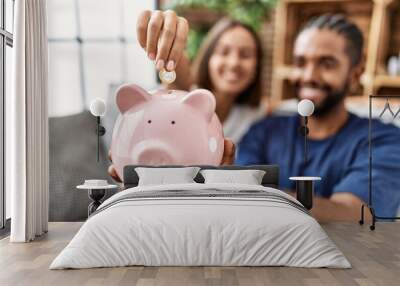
[123,165,280,189]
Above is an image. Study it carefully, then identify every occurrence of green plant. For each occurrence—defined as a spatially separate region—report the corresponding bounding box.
[227,0,277,31]
[186,28,208,60]
[167,0,229,11]
[166,0,277,59]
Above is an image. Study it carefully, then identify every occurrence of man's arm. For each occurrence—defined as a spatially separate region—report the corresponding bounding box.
[327,125,400,220]
[311,193,372,223]
[286,190,372,223]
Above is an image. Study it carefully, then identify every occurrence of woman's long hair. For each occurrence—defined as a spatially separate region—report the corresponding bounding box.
[192,18,263,107]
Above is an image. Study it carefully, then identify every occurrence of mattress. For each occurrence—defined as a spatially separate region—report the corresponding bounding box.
[50,183,351,269]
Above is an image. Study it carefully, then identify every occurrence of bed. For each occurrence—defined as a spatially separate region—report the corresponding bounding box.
[50,165,350,269]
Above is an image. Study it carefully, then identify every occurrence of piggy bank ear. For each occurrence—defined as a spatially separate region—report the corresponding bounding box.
[180,89,216,121]
[116,84,151,114]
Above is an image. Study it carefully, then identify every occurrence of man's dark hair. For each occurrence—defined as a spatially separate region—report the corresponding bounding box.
[299,14,364,67]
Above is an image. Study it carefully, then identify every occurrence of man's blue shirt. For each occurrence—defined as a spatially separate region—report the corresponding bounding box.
[236,113,400,217]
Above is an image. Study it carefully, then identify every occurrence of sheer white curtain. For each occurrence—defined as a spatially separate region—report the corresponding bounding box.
[8,0,49,242]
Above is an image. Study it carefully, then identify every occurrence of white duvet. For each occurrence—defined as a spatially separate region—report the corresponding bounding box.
[50,183,350,269]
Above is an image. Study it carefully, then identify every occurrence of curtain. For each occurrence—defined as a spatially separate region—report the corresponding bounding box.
[8,0,49,242]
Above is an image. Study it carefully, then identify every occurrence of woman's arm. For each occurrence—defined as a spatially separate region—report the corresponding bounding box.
[137,10,187,70]
[136,10,193,90]
[168,54,193,90]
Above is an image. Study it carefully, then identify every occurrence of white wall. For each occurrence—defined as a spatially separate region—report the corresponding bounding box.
[47,0,157,117]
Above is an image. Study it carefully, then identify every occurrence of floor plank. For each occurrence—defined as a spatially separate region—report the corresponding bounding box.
[0,222,399,286]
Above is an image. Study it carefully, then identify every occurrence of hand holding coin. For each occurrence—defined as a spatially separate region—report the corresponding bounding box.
[136,10,189,71]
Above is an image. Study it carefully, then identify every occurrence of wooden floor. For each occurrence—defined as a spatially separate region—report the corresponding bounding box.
[0,222,399,286]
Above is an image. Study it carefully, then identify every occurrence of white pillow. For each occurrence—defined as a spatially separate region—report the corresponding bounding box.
[135,167,200,186]
[200,169,266,185]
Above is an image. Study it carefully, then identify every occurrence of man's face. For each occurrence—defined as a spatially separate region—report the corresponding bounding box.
[292,28,354,117]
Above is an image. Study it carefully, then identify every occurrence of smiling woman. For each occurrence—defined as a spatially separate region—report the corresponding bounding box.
[191,18,265,143]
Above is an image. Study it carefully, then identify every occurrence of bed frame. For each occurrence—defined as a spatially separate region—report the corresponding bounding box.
[123,165,280,189]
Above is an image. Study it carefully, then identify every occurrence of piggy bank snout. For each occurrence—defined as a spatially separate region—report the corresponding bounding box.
[132,140,179,165]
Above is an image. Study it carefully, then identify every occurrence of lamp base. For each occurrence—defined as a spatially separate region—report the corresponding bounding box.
[296,180,314,210]
[289,177,321,210]
[88,189,106,216]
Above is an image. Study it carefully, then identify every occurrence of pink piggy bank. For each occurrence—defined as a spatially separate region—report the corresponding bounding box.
[110,84,225,179]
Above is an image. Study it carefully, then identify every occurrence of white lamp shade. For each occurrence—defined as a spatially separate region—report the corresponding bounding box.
[90,98,106,117]
[298,99,314,117]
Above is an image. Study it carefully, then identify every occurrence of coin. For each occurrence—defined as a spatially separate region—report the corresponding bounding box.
[159,69,176,84]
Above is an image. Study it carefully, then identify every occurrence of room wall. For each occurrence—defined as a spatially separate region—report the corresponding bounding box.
[47,0,157,117]
[44,0,157,221]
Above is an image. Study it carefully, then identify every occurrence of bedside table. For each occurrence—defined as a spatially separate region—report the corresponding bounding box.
[77,181,118,216]
[289,177,321,210]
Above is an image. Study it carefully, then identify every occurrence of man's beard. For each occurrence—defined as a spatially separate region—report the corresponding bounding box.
[295,80,349,118]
